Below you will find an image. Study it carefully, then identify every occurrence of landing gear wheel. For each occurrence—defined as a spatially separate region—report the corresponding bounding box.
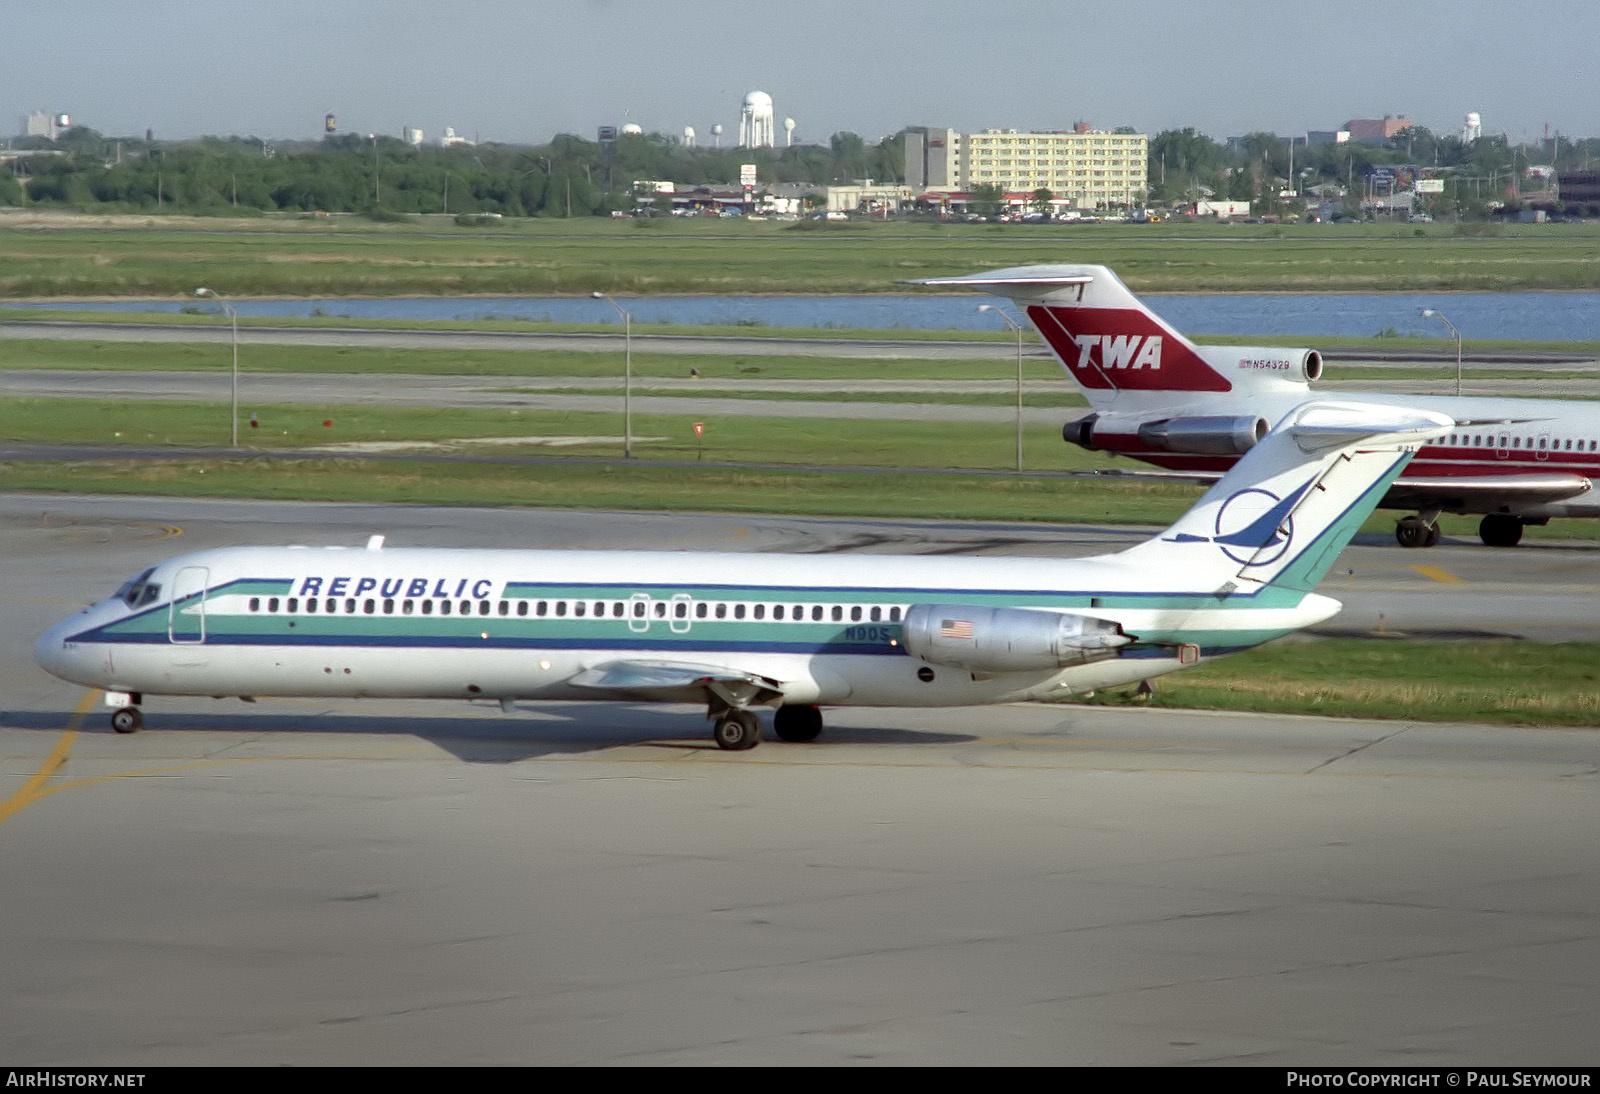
[1479,514,1524,548]
[712,710,761,751]
[773,704,823,743]
[1395,516,1436,549]
[110,708,144,734]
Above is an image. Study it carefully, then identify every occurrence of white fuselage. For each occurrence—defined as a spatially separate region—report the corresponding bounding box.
[34,544,1340,710]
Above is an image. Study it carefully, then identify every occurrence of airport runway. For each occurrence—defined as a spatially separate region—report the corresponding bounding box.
[3,496,1598,1064]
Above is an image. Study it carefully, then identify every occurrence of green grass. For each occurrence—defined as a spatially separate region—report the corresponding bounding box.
[4,215,1600,297]
[0,337,1063,383]
[1080,638,1600,726]
[0,456,1203,526]
[0,395,1099,467]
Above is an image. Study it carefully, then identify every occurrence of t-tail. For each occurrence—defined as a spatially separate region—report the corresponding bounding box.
[909,264,1325,410]
[1106,401,1454,597]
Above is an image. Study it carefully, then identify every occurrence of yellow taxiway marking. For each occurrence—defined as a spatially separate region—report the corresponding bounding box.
[1408,564,1465,584]
[0,690,95,827]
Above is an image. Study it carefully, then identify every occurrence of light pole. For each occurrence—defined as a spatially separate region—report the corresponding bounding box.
[979,304,1025,470]
[1420,308,1462,396]
[195,287,239,446]
[368,134,379,206]
[592,292,633,458]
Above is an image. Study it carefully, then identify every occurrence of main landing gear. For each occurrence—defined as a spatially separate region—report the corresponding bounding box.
[1395,514,1441,549]
[1478,513,1525,548]
[708,704,826,751]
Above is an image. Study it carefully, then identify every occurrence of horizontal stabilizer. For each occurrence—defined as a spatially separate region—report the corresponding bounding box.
[905,268,1096,291]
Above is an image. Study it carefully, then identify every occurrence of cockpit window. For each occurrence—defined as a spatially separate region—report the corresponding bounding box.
[114,568,160,607]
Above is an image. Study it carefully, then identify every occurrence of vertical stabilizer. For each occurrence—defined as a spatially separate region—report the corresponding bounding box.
[1110,402,1454,593]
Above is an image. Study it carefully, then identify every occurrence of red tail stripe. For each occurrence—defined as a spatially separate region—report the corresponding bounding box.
[1026,304,1232,393]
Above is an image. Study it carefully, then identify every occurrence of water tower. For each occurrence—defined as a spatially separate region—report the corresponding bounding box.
[621,123,643,136]
[711,123,723,149]
[784,117,795,147]
[739,91,774,148]
[683,125,695,148]
[1462,112,1482,143]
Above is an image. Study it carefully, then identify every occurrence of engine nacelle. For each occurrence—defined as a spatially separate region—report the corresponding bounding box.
[1137,415,1268,455]
[1198,345,1323,385]
[901,604,1131,674]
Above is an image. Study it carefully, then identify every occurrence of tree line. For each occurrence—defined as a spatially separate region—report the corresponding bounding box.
[4,128,907,217]
[7,122,1598,218]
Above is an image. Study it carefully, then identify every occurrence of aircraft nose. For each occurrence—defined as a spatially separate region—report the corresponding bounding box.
[33,610,102,686]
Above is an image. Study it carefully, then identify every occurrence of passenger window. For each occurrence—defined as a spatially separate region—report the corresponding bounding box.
[422,601,434,615]
[889,606,902,622]
[812,605,824,621]
[363,599,374,614]
[536,601,548,616]
[850,606,862,621]
[695,603,707,618]
[632,601,645,617]
[439,601,451,615]
[774,605,785,620]
[383,599,394,614]
[612,602,623,617]
[249,597,260,612]
[555,601,567,617]
[832,606,843,622]
[654,602,667,617]
[675,602,687,618]
[870,606,881,622]
[268,597,280,613]
[517,601,529,616]
[716,604,727,619]
[402,600,414,615]
[574,601,586,617]
[734,604,746,619]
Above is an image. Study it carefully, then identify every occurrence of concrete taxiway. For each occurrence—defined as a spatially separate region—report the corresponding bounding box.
[3,496,1599,1065]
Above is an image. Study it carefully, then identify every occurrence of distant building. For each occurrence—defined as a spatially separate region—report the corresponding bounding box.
[440,127,473,148]
[1306,130,1350,146]
[20,111,68,141]
[1343,116,1413,144]
[905,124,1148,210]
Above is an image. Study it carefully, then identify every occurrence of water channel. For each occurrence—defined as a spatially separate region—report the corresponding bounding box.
[16,292,1600,342]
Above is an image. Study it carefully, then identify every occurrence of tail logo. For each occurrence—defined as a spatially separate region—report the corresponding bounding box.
[1163,479,1314,566]
[1074,334,1162,371]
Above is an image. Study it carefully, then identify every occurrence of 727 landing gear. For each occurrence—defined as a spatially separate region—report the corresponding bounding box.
[1395,515,1441,548]
[1479,513,1525,547]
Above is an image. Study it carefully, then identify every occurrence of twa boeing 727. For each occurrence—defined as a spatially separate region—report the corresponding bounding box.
[36,403,1447,748]
[915,265,1600,548]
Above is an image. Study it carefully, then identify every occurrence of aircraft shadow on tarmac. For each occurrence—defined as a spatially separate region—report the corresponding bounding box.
[2,704,978,764]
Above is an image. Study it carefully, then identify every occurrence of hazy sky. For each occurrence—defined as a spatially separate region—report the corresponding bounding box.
[11,0,1597,146]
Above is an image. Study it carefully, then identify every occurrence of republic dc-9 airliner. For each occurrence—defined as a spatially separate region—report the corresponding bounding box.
[915,264,1600,549]
[35,402,1449,750]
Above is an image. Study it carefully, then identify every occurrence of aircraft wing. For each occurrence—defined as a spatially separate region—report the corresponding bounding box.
[567,660,785,706]
[1383,472,1592,509]
[1073,467,1592,512]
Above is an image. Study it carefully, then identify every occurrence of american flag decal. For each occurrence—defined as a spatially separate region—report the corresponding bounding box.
[940,618,974,639]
